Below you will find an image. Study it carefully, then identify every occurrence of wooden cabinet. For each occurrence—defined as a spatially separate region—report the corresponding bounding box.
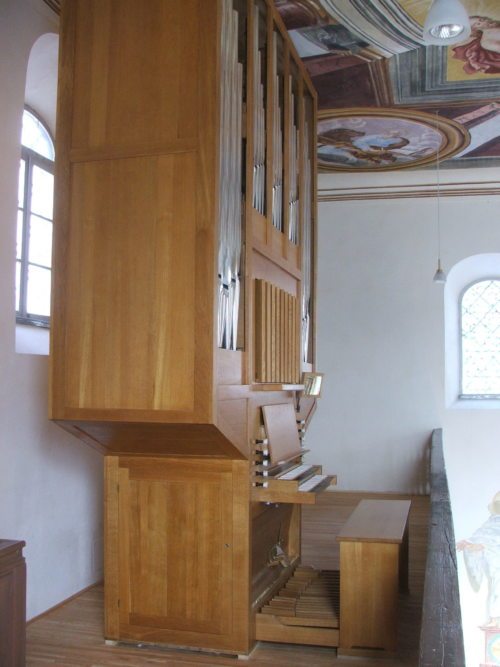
[0,540,26,667]
[51,0,219,428]
[50,0,323,656]
[50,0,317,433]
[105,456,250,652]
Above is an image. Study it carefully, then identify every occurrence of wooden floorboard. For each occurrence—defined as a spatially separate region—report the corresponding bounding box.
[26,491,429,666]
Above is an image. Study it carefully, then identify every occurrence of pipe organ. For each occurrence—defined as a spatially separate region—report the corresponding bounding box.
[50,0,333,655]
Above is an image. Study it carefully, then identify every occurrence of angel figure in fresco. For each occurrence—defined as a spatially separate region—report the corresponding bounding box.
[457,492,500,627]
[452,16,500,75]
[318,127,410,166]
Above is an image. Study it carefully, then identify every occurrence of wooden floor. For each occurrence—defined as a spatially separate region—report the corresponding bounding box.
[26,492,429,667]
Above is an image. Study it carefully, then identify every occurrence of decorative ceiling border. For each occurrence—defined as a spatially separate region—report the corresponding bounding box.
[318,180,500,201]
[389,46,500,104]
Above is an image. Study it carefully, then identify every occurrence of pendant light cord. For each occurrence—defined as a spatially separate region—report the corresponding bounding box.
[435,112,442,264]
[432,113,446,282]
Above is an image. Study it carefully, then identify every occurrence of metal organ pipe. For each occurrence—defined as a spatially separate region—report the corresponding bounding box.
[218,0,243,350]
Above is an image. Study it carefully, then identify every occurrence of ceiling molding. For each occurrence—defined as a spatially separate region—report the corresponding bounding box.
[318,180,500,202]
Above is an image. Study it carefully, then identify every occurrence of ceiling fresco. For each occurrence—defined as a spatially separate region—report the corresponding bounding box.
[275,0,500,170]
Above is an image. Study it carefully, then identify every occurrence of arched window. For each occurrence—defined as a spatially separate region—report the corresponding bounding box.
[16,108,54,327]
[460,279,500,398]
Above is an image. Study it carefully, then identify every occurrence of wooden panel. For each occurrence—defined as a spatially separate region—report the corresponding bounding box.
[26,492,429,665]
[61,153,201,414]
[262,403,301,464]
[216,348,243,386]
[336,498,410,655]
[51,0,218,425]
[126,479,230,632]
[254,279,300,383]
[251,504,296,605]
[104,457,120,638]
[252,253,298,297]
[217,399,249,457]
[252,476,336,505]
[0,541,26,667]
[251,209,267,245]
[339,541,400,654]
[60,422,244,458]
[337,500,411,544]
[105,455,250,652]
[230,459,252,651]
[269,224,285,260]
[256,613,339,647]
[70,0,201,151]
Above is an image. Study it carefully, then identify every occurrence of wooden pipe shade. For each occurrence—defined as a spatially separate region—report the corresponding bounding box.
[254,278,300,383]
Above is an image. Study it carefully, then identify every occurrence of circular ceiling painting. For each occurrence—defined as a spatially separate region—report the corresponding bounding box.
[317,108,470,171]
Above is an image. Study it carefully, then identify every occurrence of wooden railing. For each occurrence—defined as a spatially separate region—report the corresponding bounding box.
[419,429,465,667]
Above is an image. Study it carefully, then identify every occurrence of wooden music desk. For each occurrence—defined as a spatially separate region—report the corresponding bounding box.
[336,499,411,657]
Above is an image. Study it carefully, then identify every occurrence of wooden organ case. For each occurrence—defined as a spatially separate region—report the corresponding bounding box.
[50,0,334,655]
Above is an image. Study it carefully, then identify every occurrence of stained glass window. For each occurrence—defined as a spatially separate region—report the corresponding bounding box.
[16,109,54,326]
[460,279,500,397]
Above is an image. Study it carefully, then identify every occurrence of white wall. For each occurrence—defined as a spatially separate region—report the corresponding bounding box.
[309,169,500,495]
[309,174,444,492]
[0,0,103,619]
[309,168,500,665]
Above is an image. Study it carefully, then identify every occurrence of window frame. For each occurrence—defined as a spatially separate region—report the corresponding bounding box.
[16,108,54,329]
[459,277,500,400]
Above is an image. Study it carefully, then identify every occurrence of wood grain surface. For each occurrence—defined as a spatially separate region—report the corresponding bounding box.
[27,492,429,666]
[337,499,411,544]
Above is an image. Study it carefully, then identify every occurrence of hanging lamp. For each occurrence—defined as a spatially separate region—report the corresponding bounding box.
[423,0,471,45]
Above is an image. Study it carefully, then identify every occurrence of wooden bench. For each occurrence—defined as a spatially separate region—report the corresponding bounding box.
[336,499,411,657]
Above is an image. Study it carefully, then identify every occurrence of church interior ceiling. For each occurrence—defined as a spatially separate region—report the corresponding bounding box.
[275,0,500,170]
[42,0,500,172]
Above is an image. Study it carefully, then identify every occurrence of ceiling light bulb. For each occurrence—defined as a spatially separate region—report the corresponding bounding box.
[430,23,464,39]
[423,0,471,45]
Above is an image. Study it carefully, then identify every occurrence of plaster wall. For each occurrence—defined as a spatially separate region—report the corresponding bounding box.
[0,0,103,619]
[309,170,500,494]
[310,169,500,665]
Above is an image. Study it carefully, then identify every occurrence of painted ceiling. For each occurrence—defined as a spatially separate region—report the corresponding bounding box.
[275,0,500,170]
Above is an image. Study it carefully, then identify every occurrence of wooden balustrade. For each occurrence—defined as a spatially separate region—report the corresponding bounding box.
[419,429,465,666]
